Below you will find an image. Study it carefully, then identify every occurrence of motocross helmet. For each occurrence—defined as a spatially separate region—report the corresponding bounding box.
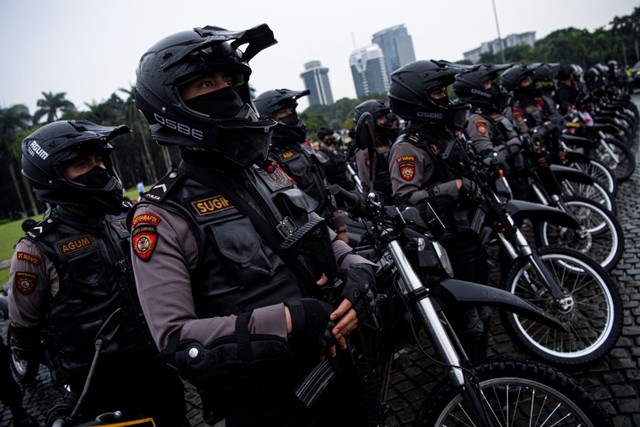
[530,62,557,95]
[556,64,580,82]
[500,63,539,99]
[317,127,335,140]
[388,60,470,129]
[353,99,399,140]
[453,63,513,110]
[134,24,278,167]
[253,88,309,146]
[21,120,129,214]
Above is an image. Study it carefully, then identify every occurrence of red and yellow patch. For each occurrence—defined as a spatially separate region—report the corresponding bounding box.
[399,162,416,181]
[131,213,161,228]
[476,124,487,135]
[395,155,416,181]
[14,272,37,295]
[16,252,41,266]
[132,225,158,262]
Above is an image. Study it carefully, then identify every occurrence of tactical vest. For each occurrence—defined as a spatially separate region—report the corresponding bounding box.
[25,207,150,379]
[396,126,472,237]
[319,147,354,190]
[137,165,315,318]
[271,144,332,220]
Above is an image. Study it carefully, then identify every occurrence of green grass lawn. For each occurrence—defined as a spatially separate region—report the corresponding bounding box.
[0,186,143,286]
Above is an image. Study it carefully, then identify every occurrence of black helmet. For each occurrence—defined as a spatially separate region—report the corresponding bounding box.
[530,62,558,94]
[134,24,278,167]
[500,64,538,98]
[556,64,580,81]
[254,88,309,145]
[317,127,334,140]
[388,60,470,129]
[354,99,390,122]
[353,99,399,140]
[453,63,513,109]
[21,120,129,214]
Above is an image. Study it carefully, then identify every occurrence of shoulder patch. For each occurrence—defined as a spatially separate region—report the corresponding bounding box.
[476,123,488,135]
[132,213,162,228]
[132,225,158,262]
[14,272,37,295]
[57,235,95,255]
[16,252,41,266]
[472,119,487,124]
[395,155,416,164]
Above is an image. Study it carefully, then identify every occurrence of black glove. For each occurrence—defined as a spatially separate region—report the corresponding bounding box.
[459,177,482,205]
[286,299,335,357]
[340,264,376,322]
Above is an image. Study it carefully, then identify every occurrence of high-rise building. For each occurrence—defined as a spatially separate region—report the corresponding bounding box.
[349,44,389,99]
[299,60,334,106]
[372,24,416,78]
[463,32,536,63]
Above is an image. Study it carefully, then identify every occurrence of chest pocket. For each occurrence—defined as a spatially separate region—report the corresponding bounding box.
[207,216,277,284]
[65,248,107,291]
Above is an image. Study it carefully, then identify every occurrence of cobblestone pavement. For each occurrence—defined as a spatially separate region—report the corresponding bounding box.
[2,98,640,426]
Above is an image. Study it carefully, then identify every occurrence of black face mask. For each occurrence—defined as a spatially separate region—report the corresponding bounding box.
[72,166,114,189]
[71,166,123,214]
[280,113,299,127]
[184,87,244,119]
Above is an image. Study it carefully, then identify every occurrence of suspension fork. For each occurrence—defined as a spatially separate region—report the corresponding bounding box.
[494,205,570,302]
[387,239,497,427]
[597,130,621,164]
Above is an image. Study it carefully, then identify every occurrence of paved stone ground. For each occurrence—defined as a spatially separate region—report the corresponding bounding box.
[2,97,640,426]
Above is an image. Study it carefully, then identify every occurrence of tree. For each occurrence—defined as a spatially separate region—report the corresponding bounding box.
[32,91,75,124]
[119,85,166,184]
[0,104,37,216]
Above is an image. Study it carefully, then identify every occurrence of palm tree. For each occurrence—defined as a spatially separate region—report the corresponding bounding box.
[0,104,38,216]
[33,91,75,124]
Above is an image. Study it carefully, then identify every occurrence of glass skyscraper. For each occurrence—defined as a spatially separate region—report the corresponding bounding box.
[299,60,334,106]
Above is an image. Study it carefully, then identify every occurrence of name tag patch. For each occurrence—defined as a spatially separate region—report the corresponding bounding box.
[191,195,234,217]
[57,235,94,255]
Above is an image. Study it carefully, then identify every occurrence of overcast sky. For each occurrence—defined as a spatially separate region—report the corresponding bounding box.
[0,0,636,114]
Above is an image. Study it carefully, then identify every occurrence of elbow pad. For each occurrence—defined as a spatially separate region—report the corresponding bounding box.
[172,314,293,388]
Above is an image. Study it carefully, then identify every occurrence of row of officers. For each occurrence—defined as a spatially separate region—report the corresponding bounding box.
[4,22,606,427]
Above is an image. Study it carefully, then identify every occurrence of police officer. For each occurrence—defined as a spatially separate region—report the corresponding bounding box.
[453,63,529,198]
[554,64,581,116]
[130,24,376,427]
[254,88,349,243]
[9,120,187,427]
[352,99,398,204]
[317,127,355,191]
[387,60,490,361]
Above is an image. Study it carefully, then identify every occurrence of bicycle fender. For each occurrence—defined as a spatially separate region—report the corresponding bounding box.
[550,164,594,185]
[437,279,566,332]
[505,199,580,229]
